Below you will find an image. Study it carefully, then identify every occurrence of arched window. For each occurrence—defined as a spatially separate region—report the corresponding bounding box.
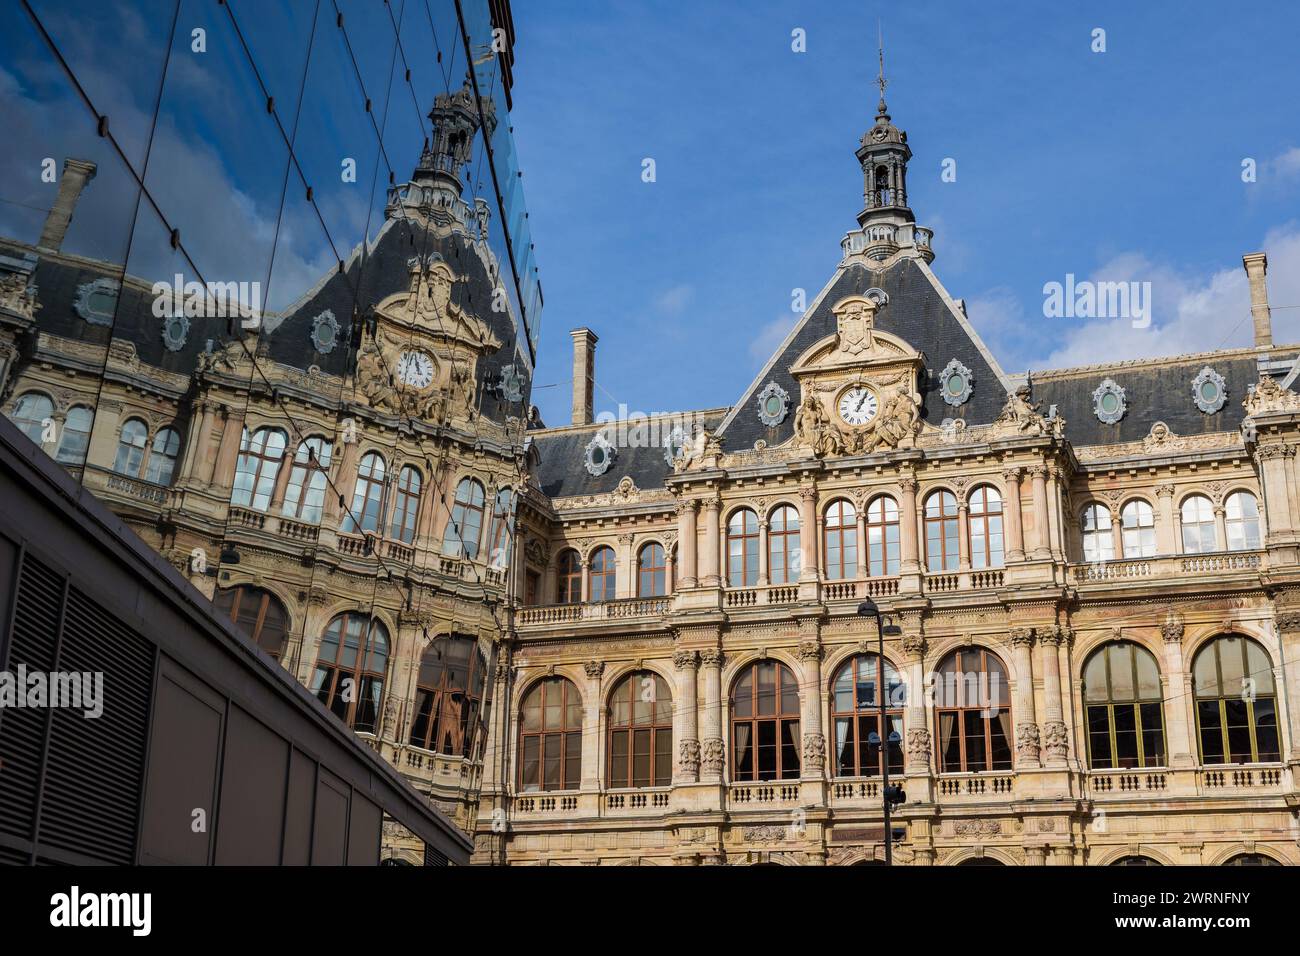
[9,393,53,446]
[731,660,801,781]
[727,508,759,586]
[589,546,616,602]
[1120,500,1156,558]
[824,499,858,580]
[310,613,389,733]
[967,486,1003,569]
[556,549,582,603]
[935,648,1012,773]
[767,505,800,585]
[487,488,515,570]
[231,426,286,511]
[865,495,900,577]
[637,542,666,597]
[1193,636,1279,764]
[924,490,959,572]
[388,465,422,544]
[518,676,582,792]
[145,427,181,485]
[1081,504,1114,562]
[409,635,486,757]
[1112,856,1162,866]
[342,452,386,534]
[55,406,93,465]
[442,477,486,558]
[1180,494,1217,554]
[214,585,290,662]
[1223,853,1281,866]
[831,653,904,777]
[607,671,672,788]
[282,437,332,523]
[1225,492,1261,551]
[1082,642,1164,769]
[113,418,149,477]
[956,858,1005,866]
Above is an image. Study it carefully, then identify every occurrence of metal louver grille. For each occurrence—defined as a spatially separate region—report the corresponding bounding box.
[424,844,449,866]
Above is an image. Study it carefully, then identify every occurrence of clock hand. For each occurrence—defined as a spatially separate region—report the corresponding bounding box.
[855,392,867,412]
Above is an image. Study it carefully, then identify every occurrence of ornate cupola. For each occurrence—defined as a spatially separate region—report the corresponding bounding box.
[840,34,934,264]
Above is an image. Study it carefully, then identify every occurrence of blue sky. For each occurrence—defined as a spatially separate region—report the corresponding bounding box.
[509,0,1300,426]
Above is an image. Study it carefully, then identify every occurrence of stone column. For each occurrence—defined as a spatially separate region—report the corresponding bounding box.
[1046,466,1066,560]
[854,505,867,575]
[269,446,295,513]
[579,554,591,603]
[1160,613,1195,768]
[1002,467,1025,561]
[1010,628,1041,769]
[700,495,721,587]
[84,399,122,473]
[797,637,825,781]
[902,633,931,778]
[324,430,360,523]
[616,533,634,599]
[673,650,700,783]
[899,473,920,572]
[797,483,819,581]
[1213,503,1228,553]
[956,499,971,571]
[180,400,213,484]
[676,499,698,588]
[1109,506,1125,560]
[1038,626,1069,767]
[757,518,770,586]
[699,647,724,782]
[1029,465,1051,559]
[581,661,604,791]
[1274,611,1300,764]
[1155,483,1176,555]
[211,406,246,491]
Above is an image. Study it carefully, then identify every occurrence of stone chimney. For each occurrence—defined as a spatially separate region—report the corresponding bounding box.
[38,158,97,253]
[569,328,597,426]
[1242,252,1272,348]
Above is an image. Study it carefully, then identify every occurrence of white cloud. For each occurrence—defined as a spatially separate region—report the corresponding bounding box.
[653,283,693,314]
[748,312,799,365]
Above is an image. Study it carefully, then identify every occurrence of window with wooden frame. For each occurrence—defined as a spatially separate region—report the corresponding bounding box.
[231,426,287,511]
[9,392,53,446]
[518,677,582,792]
[113,417,149,478]
[213,585,290,662]
[310,612,389,733]
[388,465,423,544]
[55,406,94,466]
[588,546,616,602]
[1081,503,1115,562]
[823,499,858,580]
[767,505,800,585]
[726,508,759,586]
[442,477,486,558]
[1120,499,1156,558]
[865,495,900,577]
[487,488,515,570]
[1224,491,1261,551]
[1193,636,1279,765]
[342,452,386,534]
[607,671,672,788]
[282,437,333,524]
[731,660,801,781]
[556,549,582,603]
[924,490,960,572]
[967,485,1004,569]
[1180,494,1217,554]
[409,635,486,757]
[637,542,666,597]
[1082,641,1165,769]
[145,427,181,485]
[934,648,1012,773]
[831,653,904,777]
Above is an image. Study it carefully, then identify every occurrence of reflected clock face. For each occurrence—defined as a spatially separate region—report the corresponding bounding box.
[837,386,878,426]
[397,350,434,389]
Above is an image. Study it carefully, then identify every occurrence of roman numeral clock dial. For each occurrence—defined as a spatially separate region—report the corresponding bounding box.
[837,386,878,426]
[397,350,434,389]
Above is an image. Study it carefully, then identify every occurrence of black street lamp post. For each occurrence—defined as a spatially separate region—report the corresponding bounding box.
[857,598,905,864]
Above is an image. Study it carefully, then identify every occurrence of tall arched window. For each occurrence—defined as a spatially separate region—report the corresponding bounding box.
[1181,494,1217,554]
[589,546,616,601]
[487,488,515,570]
[731,660,801,781]
[831,654,904,777]
[767,505,800,585]
[231,426,286,511]
[113,418,149,477]
[727,508,759,586]
[145,427,181,485]
[343,452,386,534]
[214,585,290,662]
[282,437,332,523]
[967,486,1003,569]
[935,648,1012,773]
[388,465,423,544]
[442,477,486,558]
[865,495,900,577]
[1223,854,1281,866]
[1193,636,1279,764]
[637,542,666,597]
[1112,856,1162,866]
[409,635,486,757]
[824,499,858,580]
[556,549,582,603]
[9,393,53,446]
[1120,500,1156,558]
[518,677,582,792]
[1225,492,1261,551]
[607,671,672,788]
[1083,641,1164,768]
[1081,504,1114,562]
[924,490,959,572]
[55,406,93,465]
[310,613,389,733]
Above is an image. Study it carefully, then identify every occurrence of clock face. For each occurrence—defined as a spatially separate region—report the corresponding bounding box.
[837,387,878,426]
[397,350,434,389]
